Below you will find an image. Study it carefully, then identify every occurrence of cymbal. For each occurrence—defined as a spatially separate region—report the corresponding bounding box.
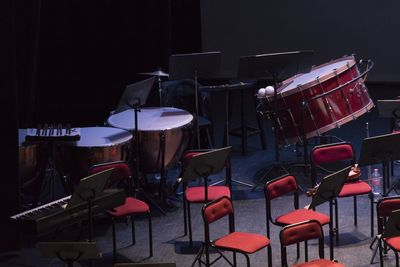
[139,70,169,77]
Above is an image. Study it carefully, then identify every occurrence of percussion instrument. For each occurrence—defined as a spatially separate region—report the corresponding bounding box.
[258,56,374,144]
[107,107,193,173]
[19,129,44,191]
[57,127,132,182]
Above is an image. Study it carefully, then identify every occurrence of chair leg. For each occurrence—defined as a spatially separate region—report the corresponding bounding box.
[233,251,237,266]
[335,199,339,242]
[131,215,136,245]
[371,194,374,237]
[267,245,272,267]
[148,212,153,257]
[379,237,384,267]
[296,242,300,259]
[354,196,358,226]
[183,197,188,236]
[244,253,250,267]
[396,251,399,267]
[188,202,193,246]
[112,217,117,263]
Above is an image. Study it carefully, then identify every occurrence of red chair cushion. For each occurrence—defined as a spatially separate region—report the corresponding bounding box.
[293,259,345,267]
[185,186,231,203]
[338,180,372,197]
[384,236,400,251]
[89,162,131,182]
[265,175,298,200]
[312,144,353,165]
[379,198,400,217]
[108,196,149,217]
[182,151,206,167]
[280,220,322,246]
[203,197,233,224]
[214,231,270,254]
[276,209,330,226]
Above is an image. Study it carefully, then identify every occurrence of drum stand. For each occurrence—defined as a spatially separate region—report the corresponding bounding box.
[34,140,71,205]
[131,103,167,215]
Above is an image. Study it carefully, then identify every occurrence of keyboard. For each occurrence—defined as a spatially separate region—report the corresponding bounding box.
[11,189,125,235]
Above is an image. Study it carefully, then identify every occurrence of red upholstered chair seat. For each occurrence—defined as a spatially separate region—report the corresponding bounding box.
[384,236,400,251]
[275,208,330,226]
[185,186,231,203]
[339,180,372,198]
[214,232,270,254]
[108,197,150,217]
[293,259,345,267]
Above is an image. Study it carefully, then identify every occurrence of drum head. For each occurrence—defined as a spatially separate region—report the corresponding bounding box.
[107,107,194,131]
[279,56,356,96]
[67,127,133,147]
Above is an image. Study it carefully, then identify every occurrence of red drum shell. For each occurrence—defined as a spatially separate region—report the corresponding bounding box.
[260,56,373,144]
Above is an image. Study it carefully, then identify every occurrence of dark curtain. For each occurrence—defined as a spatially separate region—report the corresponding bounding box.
[1,0,200,252]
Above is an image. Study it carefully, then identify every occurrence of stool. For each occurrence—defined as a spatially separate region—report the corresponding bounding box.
[227,86,266,156]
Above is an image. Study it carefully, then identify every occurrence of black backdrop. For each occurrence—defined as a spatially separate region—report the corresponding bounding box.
[201,0,400,83]
[1,0,200,251]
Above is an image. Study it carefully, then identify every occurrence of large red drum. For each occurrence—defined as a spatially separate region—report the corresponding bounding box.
[258,56,374,144]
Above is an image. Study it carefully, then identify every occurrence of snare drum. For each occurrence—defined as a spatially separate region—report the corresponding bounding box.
[57,127,132,182]
[259,56,373,144]
[107,107,193,173]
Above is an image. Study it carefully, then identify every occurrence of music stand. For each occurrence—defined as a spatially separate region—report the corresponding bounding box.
[169,51,222,148]
[115,77,156,114]
[37,241,101,267]
[238,51,313,190]
[307,166,351,260]
[174,147,231,252]
[200,82,254,187]
[359,132,400,196]
[114,77,166,215]
[69,168,114,242]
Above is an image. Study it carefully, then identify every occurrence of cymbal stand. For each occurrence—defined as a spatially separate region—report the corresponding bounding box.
[131,103,167,215]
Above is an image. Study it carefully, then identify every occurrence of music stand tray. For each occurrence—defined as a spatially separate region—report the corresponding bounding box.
[37,241,101,267]
[377,99,400,118]
[359,132,400,167]
[169,51,221,81]
[115,76,156,113]
[181,146,232,182]
[382,209,400,238]
[308,166,351,209]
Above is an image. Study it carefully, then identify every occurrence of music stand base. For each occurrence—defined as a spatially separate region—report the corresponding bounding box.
[252,162,289,191]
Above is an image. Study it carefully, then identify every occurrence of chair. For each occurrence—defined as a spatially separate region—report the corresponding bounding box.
[310,142,374,239]
[193,196,272,267]
[370,196,400,265]
[280,220,345,267]
[378,208,400,267]
[264,174,334,259]
[178,149,232,246]
[88,161,152,263]
[114,264,176,267]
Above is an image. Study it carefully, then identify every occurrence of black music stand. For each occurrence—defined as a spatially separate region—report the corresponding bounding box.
[239,51,313,191]
[174,147,231,253]
[359,132,400,196]
[37,241,101,267]
[115,77,167,215]
[307,166,351,260]
[169,51,222,149]
[200,82,254,187]
[70,168,114,242]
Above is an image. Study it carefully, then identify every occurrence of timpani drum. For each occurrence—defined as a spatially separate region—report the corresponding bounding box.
[107,107,193,173]
[57,127,132,182]
[19,129,43,190]
[258,56,374,144]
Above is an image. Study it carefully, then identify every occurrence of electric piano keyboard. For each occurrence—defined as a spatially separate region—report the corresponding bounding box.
[10,189,125,235]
